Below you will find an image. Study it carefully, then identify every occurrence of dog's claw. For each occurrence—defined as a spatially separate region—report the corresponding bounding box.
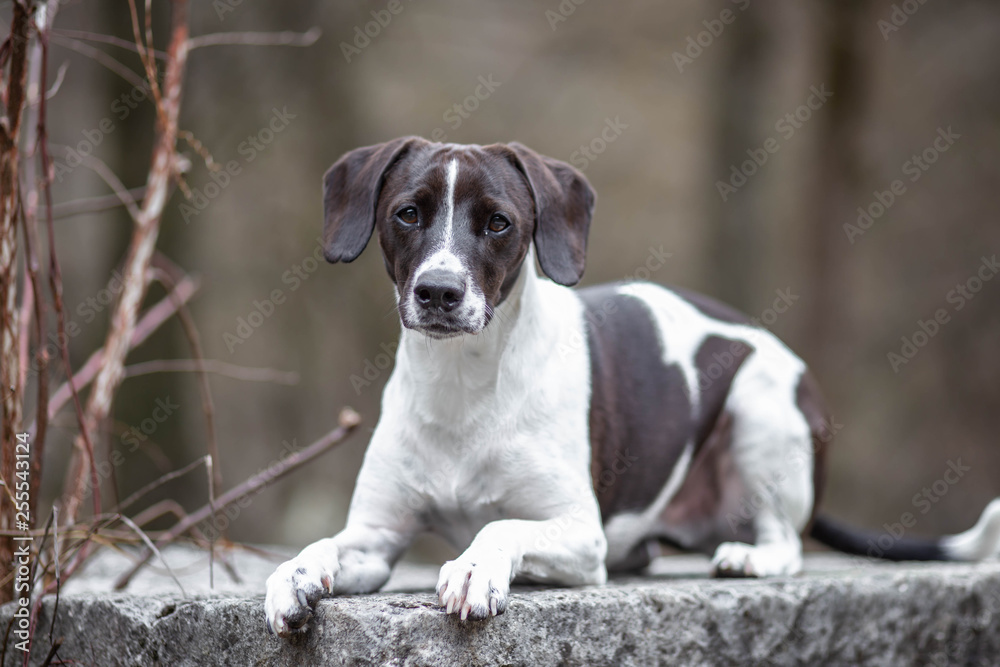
[265,554,338,638]
[437,553,511,621]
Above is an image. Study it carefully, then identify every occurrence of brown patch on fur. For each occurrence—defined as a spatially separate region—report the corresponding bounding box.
[795,370,833,530]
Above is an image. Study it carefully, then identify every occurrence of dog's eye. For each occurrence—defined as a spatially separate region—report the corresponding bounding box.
[397,207,418,225]
[488,214,510,234]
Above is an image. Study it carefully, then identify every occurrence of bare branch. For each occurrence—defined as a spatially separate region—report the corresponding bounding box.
[25,59,68,108]
[51,28,168,59]
[114,408,361,589]
[118,514,187,596]
[38,13,104,524]
[48,147,143,223]
[151,259,221,490]
[115,456,208,514]
[62,0,191,524]
[46,186,147,220]
[49,34,149,91]
[187,27,321,50]
[0,0,32,604]
[37,274,199,434]
[124,358,299,385]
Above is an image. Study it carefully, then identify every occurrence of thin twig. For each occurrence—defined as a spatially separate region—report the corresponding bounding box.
[26,59,67,106]
[48,147,142,223]
[47,186,147,219]
[118,514,186,596]
[0,0,32,607]
[49,34,149,91]
[36,274,199,434]
[207,455,215,589]
[115,455,207,514]
[113,408,361,590]
[127,0,162,120]
[123,359,299,385]
[51,28,168,59]
[38,638,62,667]
[18,192,49,515]
[187,27,321,50]
[62,0,190,525]
[49,507,59,645]
[37,11,104,521]
[151,260,220,490]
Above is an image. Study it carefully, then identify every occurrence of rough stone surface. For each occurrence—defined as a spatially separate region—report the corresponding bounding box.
[3,546,1000,666]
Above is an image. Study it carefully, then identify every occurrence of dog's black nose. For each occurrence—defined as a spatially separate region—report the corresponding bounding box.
[414,270,466,312]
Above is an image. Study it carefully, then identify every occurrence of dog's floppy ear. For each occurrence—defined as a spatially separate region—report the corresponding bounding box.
[323,136,421,263]
[507,142,596,286]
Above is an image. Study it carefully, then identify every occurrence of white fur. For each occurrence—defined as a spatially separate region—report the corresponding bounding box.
[266,253,606,634]
[941,499,1000,561]
[601,283,814,576]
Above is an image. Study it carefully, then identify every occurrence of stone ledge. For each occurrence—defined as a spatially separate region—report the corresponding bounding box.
[3,547,1000,666]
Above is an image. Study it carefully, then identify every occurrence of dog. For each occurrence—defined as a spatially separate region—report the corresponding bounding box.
[265,137,1000,636]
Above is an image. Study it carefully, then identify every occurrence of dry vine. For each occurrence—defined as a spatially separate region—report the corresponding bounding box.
[0,1,333,661]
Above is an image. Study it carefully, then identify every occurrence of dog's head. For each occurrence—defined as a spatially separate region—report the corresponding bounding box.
[322,137,596,338]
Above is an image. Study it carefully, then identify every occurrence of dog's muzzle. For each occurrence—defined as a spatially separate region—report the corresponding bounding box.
[409,269,471,336]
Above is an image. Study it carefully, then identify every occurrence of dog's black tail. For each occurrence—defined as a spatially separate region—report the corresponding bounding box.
[809,499,1000,562]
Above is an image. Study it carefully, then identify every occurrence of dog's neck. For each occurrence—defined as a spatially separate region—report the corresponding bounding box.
[395,249,542,397]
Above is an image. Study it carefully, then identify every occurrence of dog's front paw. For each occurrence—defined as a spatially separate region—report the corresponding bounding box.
[436,550,512,621]
[265,555,336,637]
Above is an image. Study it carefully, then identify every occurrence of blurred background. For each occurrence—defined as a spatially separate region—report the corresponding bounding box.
[13,0,1000,563]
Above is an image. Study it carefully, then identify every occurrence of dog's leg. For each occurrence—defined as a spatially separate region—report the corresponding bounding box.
[436,514,607,620]
[264,450,421,636]
[710,402,814,578]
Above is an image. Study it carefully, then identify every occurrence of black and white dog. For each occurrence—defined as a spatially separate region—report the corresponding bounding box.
[265,137,1000,636]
